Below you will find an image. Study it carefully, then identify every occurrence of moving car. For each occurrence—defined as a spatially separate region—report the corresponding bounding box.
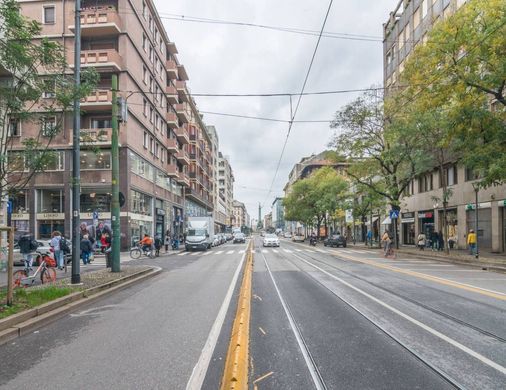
[233,233,246,244]
[323,234,347,248]
[292,234,305,242]
[283,232,292,239]
[263,234,280,247]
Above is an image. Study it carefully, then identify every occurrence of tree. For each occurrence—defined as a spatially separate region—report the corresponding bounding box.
[0,0,98,214]
[284,167,348,237]
[398,0,506,187]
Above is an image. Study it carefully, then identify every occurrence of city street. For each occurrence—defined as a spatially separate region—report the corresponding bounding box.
[1,236,505,389]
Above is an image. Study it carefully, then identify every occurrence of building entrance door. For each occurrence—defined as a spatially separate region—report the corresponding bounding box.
[466,208,492,250]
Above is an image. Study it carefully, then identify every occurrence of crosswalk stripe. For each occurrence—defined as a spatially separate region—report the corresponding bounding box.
[272,249,279,253]
[202,251,212,256]
[296,249,302,252]
[283,249,292,253]
[239,250,245,254]
[178,252,187,256]
[226,250,234,255]
[315,249,326,253]
[262,249,268,253]
[305,249,316,253]
[215,251,224,255]
[191,252,200,256]
[353,250,368,254]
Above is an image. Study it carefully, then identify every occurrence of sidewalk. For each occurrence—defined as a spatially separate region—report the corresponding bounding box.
[0,248,184,288]
[350,241,506,272]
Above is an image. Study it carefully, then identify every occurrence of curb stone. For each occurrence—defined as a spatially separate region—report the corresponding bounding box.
[0,266,162,346]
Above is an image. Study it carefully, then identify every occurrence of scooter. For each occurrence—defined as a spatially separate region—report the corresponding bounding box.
[309,237,317,246]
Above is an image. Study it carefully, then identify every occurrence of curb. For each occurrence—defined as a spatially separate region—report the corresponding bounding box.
[0,266,162,346]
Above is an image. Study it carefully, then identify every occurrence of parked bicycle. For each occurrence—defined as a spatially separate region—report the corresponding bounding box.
[129,243,155,259]
[13,254,57,288]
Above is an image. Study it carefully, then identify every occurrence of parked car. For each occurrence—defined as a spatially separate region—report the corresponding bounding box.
[225,233,233,241]
[292,234,305,242]
[212,235,221,247]
[323,234,347,248]
[263,234,280,247]
[283,232,292,239]
[233,233,246,244]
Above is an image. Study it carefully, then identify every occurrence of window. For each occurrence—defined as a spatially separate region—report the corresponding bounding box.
[149,46,154,63]
[80,190,111,213]
[142,65,148,84]
[7,152,25,172]
[159,38,164,53]
[465,167,480,181]
[155,114,160,130]
[399,28,405,50]
[149,76,153,92]
[143,99,148,117]
[422,0,429,18]
[42,78,56,98]
[81,150,111,170]
[37,189,64,213]
[8,119,20,136]
[150,137,154,154]
[130,152,155,182]
[130,189,152,215]
[418,173,433,193]
[142,1,147,20]
[161,148,165,163]
[155,142,160,159]
[143,132,148,149]
[91,117,112,129]
[142,34,147,52]
[413,7,421,29]
[148,16,153,33]
[39,150,64,171]
[43,6,55,24]
[149,106,154,123]
[41,117,57,137]
[440,164,458,187]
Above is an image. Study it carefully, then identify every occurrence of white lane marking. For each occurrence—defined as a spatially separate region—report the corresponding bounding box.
[352,250,369,254]
[178,252,187,256]
[305,250,316,253]
[239,250,245,254]
[293,253,506,375]
[296,249,303,252]
[272,249,279,253]
[283,249,293,253]
[226,250,235,255]
[339,250,352,254]
[262,249,268,254]
[190,252,200,256]
[315,249,327,253]
[262,253,326,390]
[215,251,224,255]
[202,251,212,256]
[186,249,248,390]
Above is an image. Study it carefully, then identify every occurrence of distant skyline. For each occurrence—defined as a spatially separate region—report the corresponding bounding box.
[154,0,396,218]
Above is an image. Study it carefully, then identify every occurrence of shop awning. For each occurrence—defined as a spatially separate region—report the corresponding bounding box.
[381,216,391,225]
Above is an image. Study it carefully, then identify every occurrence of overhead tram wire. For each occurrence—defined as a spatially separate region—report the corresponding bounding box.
[262,0,335,209]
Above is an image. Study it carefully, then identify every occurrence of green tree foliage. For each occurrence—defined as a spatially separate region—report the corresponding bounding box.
[284,167,348,234]
[398,0,506,187]
[330,89,429,208]
[0,0,98,196]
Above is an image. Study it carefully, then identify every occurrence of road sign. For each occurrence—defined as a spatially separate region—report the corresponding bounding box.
[92,211,99,220]
[389,209,399,219]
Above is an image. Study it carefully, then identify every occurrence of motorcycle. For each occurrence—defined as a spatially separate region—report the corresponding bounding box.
[309,237,317,246]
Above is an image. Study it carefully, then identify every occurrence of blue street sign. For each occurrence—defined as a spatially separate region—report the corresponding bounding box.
[93,211,99,220]
[389,209,399,219]
[6,201,12,215]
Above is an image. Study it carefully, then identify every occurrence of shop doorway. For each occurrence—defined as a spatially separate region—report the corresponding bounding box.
[466,209,492,250]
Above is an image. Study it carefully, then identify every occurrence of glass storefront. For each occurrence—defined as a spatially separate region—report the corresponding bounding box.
[37,189,64,213]
[130,219,152,247]
[401,212,415,245]
[185,199,208,218]
[81,150,111,170]
[130,189,153,216]
[439,208,458,249]
[80,189,111,213]
[418,210,435,238]
[38,220,64,239]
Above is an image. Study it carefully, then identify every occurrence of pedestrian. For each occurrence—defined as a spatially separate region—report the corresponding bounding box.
[100,232,111,253]
[417,232,426,251]
[154,235,162,256]
[467,229,477,255]
[381,231,391,256]
[80,234,93,265]
[366,229,373,246]
[438,231,444,251]
[50,231,64,270]
[164,230,171,253]
[431,231,439,251]
[18,234,38,271]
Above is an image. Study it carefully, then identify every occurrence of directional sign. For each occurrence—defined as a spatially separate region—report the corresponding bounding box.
[92,211,99,220]
[389,209,399,219]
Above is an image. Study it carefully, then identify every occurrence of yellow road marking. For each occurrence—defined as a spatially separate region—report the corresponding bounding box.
[334,252,506,301]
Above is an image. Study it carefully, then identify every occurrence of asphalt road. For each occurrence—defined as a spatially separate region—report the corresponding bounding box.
[249,237,506,389]
[0,241,249,390]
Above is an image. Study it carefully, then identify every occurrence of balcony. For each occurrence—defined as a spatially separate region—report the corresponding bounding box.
[166,138,178,153]
[70,8,122,37]
[81,90,112,110]
[166,85,178,104]
[177,64,189,81]
[166,112,178,129]
[78,49,123,72]
[166,60,178,79]
[176,150,190,166]
[176,80,189,102]
[175,103,191,123]
[176,172,190,187]
[174,126,190,144]
[79,128,112,145]
[166,164,178,178]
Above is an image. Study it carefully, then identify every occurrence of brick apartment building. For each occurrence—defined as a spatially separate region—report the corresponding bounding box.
[7,0,215,249]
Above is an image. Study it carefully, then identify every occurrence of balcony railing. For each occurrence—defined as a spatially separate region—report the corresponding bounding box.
[166,112,178,129]
[175,103,191,123]
[174,126,189,144]
[81,90,112,109]
[176,80,189,102]
[70,8,122,37]
[166,138,178,153]
[79,128,112,144]
[175,150,190,165]
[166,60,178,79]
[166,85,178,104]
[166,164,178,178]
[79,49,122,71]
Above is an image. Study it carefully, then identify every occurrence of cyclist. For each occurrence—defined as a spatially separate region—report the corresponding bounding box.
[18,234,38,273]
[139,234,153,255]
[381,231,392,257]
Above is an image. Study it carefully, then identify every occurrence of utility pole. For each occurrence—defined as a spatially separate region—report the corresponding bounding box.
[111,74,120,272]
[474,184,479,260]
[71,0,82,285]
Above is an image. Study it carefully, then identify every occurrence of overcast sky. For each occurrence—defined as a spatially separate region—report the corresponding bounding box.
[154,0,396,219]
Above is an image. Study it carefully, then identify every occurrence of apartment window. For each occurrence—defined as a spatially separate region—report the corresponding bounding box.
[8,119,20,136]
[161,148,165,163]
[148,16,153,33]
[143,132,148,149]
[155,142,160,159]
[142,1,147,20]
[150,137,154,154]
[81,150,111,170]
[130,189,152,215]
[154,28,159,42]
[7,152,25,172]
[143,99,148,117]
[422,0,429,18]
[43,6,55,24]
[155,114,160,130]
[399,28,405,50]
[91,117,112,129]
[149,76,153,92]
[386,51,392,65]
[149,46,154,63]
[418,173,433,193]
[465,167,480,181]
[41,117,57,137]
[41,150,64,171]
[159,38,164,53]
[149,106,154,123]
[440,164,458,187]
[42,78,56,98]
[142,65,148,84]
[413,7,421,29]
[142,34,147,52]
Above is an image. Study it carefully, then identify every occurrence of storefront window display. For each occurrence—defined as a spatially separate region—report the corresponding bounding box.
[439,209,458,249]
[37,189,64,213]
[130,190,153,215]
[401,212,415,245]
[81,150,111,170]
[80,190,111,213]
[418,210,435,240]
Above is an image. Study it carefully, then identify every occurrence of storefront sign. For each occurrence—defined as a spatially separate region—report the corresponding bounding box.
[80,212,111,220]
[125,212,153,222]
[418,212,433,219]
[156,208,166,216]
[465,202,492,210]
[36,213,65,220]
[11,213,29,220]
[401,218,415,223]
[402,212,414,219]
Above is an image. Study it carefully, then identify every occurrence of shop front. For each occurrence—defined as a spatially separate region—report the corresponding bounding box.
[418,210,435,238]
[172,207,183,237]
[401,212,415,245]
[155,208,166,238]
[36,189,65,239]
[37,213,65,239]
[11,213,30,237]
[129,214,153,247]
[438,208,458,249]
[465,203,492,250]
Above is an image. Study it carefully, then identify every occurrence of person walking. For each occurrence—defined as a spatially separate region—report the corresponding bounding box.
[431,231,439,251]
[18,234,38,271]
[164,230,171,253]
[154,235,162,256]
[50,231,64,270]
[366,230,373,246]
[381,231,391,256]
[80,234,93,265]
[467,229,477,255]
[438,231,445,251]
[417,232,426,251]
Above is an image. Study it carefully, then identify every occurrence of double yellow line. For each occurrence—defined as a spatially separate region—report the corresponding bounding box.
[221,241,254,390]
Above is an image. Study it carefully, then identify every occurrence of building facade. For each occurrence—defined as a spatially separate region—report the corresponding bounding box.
[218,153,234,226]
[383,0,506,252]
[8,0,214,249]
[271,197,285,230]
[207,125,228,232]
[232,200,247,229]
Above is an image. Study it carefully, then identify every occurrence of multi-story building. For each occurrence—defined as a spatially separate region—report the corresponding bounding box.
[207,125,227,232]
[271,197,285,231]
[8,0,212,249]
[218,153,234,226]
[263,212,272,232]
[232,200,247,229]
[383,0,506,252]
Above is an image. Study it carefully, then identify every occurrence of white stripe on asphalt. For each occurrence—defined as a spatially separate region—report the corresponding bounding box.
[283,249,293,253]
[202,251,212,256]
[226,250,234,255]
[272,249,279,253]
[293,253,506,376]
[186,248,248,390]
[296,249,303,252]
[190,252,200,256]
[262,249,268,253]
[305,250,316,253]
[178,252,187,256]
[215,251,224,255]
[239,250,245,254]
